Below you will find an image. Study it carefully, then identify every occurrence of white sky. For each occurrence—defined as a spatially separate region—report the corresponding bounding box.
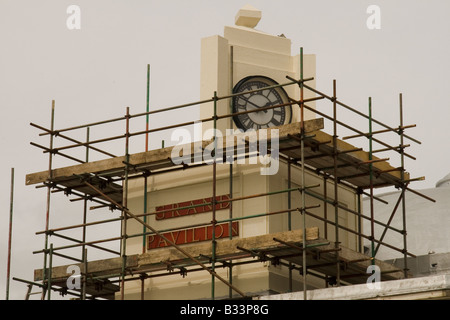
[1,0,449,300]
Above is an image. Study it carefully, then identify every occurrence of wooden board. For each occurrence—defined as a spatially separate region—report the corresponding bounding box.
[34,226,404,288]
[26,117,406,191]
[34,227,319,282]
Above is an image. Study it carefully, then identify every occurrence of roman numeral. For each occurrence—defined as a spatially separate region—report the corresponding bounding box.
[240,114,252,128]
[273,109,283,115]
[270,119,282,127]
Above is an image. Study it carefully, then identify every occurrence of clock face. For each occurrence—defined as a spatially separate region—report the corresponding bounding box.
[232,76,292,131]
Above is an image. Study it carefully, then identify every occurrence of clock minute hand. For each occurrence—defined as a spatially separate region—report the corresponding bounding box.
[239,94,269,113]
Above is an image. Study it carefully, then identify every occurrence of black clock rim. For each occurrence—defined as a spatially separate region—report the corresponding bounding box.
[232,75,292,131]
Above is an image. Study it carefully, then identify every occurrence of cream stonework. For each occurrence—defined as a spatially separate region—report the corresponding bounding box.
[121,6,360,300]
[200,9,316,134]
[123,157,360,299]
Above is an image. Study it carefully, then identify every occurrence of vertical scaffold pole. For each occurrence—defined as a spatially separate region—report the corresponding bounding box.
[399,93,408,277]
[288,159,292,231]
[83,248,87,300]
[288,157,293,292]
[300,47,307,300]
[211,91,218,300]
[228,47,234,299]
[42,100,55,300]
[323,174,328,288]
[323,176,328,240]
[142,63,151,300]
[121,106,131,300]
[145,64,150,152]
[369,97,375,264]
[82,127,90,300]
[47,243,53,300]
[357,189,363,253]
[332,80,341,287]
[6,167,14,300]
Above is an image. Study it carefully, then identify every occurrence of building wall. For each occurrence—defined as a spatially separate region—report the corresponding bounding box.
[124,163,270,299]
[121,157,361,299]
[266,160,361,292]
[363,175,450,261]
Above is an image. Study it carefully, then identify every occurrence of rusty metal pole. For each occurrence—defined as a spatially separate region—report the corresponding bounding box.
[323,175,328,240]
[357,188,363,253]
[228,46,234,299]
[333,80,341,287]
[145,64,150,152]
[211,91,218,299]
[120,107,131,300]
[399,93,408,278]
[6,168,14,300]
[369,97,375,264]
[141,64,151,300]
[47,243,53,300]
[323,174,329,288]
[82,127,89,300]
[41,100,55,300]
[299,47,308,300]
[288,157,293,292]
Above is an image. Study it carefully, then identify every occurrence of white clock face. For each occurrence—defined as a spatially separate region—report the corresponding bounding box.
[232,76,292,131]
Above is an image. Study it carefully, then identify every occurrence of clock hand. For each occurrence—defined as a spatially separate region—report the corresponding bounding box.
[238,94,270,113]
[260,88,278,113]
[252,87,281,113]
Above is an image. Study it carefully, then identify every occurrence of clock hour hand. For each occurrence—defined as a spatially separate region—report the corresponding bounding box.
[238,94,269,113]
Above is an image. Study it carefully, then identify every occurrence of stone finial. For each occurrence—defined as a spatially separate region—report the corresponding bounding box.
[235,4,262,28]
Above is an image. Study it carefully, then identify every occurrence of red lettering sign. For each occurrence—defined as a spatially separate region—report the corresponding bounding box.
[147,222,239,250]
[155,195,231,220]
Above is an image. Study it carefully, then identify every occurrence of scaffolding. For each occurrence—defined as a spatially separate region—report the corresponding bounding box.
[11,48,434,300]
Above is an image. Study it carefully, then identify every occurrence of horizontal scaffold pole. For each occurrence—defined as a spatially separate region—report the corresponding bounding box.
[300,82,421,145]
[36,78,310,137]
[304,189,403,235]
[298,101,417,160]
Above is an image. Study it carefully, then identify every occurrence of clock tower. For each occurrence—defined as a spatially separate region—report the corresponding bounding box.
[200,4,316,134]
[123,5,360,299]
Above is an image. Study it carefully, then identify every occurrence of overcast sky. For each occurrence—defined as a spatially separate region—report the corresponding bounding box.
[1,0,449,300]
